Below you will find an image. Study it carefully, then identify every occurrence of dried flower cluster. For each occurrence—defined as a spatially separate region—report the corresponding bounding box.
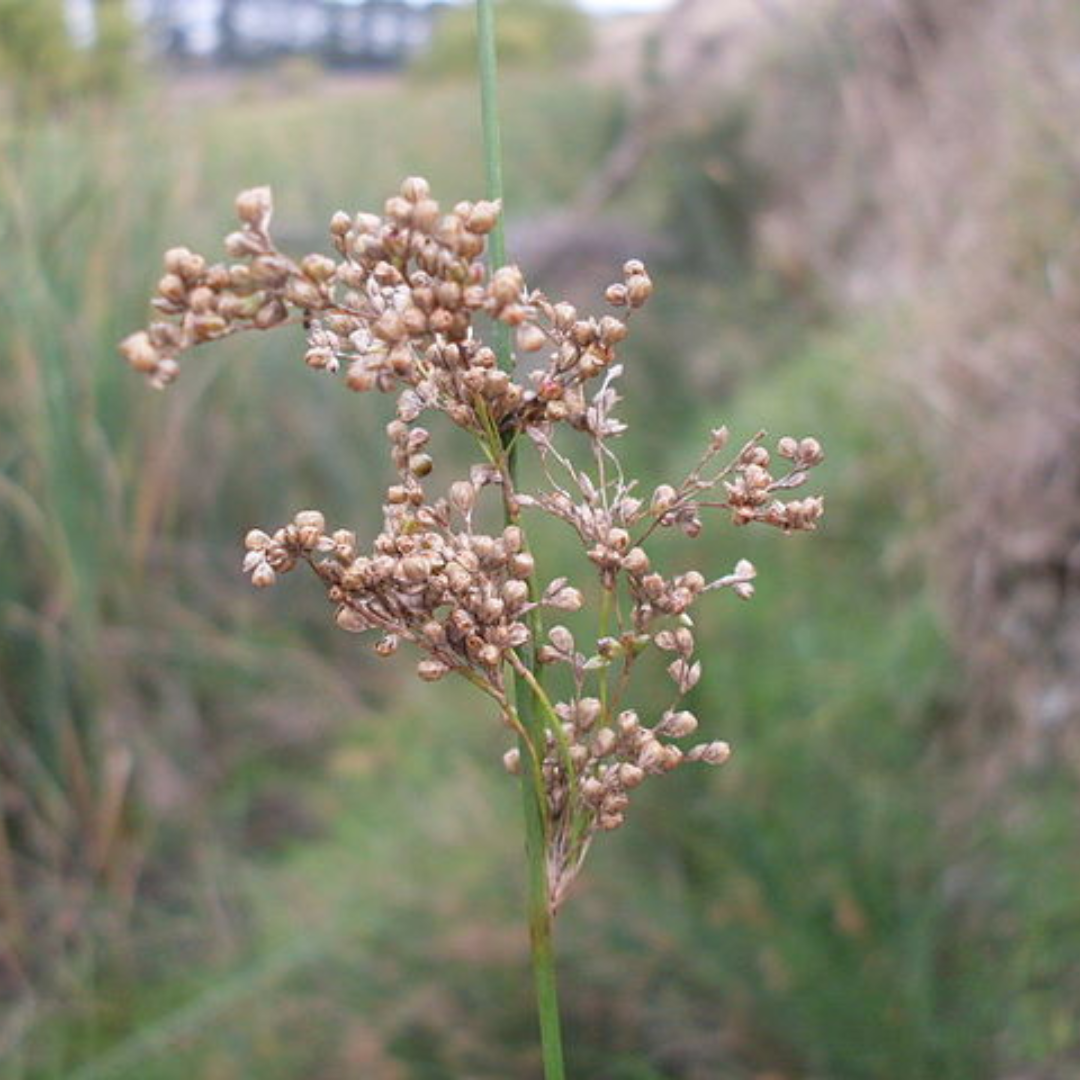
[122,178,825,910]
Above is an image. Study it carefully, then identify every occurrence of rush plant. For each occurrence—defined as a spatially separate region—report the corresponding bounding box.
[119,4,824,1075]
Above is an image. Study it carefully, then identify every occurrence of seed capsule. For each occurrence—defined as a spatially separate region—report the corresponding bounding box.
[517,324,547,353]
[798,436,824,465]
[466,200,500,234]
[409,454,434,478]
[235,186,272,229]
[400,176,431,202]
[689,740,731,765]
[417,658,450,682]
[575,698,602,731]
[370,634,398,657]
[651,485,677,513]
[119,331,160,374]
[251,562,276,589]
[510,552,535,578]
[591,728,617,757]
[658,710,698,739]
[336,607,369,633]
[449,481,476,515]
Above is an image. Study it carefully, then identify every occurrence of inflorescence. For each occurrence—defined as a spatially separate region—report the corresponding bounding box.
[121,178,824,910]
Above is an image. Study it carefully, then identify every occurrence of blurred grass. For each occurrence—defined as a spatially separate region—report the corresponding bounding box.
[0,71,617,1066]
[410,0,592,81]
[2,54,1080,1080]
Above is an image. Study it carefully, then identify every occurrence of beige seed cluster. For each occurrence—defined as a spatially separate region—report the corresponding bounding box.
[122,178,825,912]
[723,434,826,530]
[120,178,650,441]
[504,616,734,906]
[242,491,581,693]
[119,187,334,388]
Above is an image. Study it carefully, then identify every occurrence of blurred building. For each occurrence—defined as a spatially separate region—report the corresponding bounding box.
[143,0,447,67]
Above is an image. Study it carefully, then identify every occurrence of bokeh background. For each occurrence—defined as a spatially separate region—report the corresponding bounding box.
[2,1,1080,1076]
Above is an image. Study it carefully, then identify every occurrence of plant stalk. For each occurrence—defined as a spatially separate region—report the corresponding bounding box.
[476,0,514,366]
[475,2,568,1077]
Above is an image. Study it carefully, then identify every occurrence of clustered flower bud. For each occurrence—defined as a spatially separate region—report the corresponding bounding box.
[121,178,650,443]
[123,178,825,914]
[239,486,575,692]
[722,438,826,531]
[534,684,732,908]
[119,187,339,388]
[604,258,653,309]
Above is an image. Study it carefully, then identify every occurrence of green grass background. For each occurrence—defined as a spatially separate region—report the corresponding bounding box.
[1,60,1079,1080]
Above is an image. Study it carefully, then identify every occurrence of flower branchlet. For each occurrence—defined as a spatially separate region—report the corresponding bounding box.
[122,178,825,912]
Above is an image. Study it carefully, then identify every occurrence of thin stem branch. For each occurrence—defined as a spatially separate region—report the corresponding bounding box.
[475,1,568,1077]
[598,584,614,718]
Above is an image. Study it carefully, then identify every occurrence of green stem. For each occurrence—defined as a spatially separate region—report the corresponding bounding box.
[476,0,514,366]
[476,3,567,1078]
[598,584,614,717]
[514,689,567,1080]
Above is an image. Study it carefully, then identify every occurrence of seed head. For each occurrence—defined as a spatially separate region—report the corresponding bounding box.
[122,177,824,916]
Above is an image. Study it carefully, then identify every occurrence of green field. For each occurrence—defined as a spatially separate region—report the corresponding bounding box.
[2,40,1080,1080]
